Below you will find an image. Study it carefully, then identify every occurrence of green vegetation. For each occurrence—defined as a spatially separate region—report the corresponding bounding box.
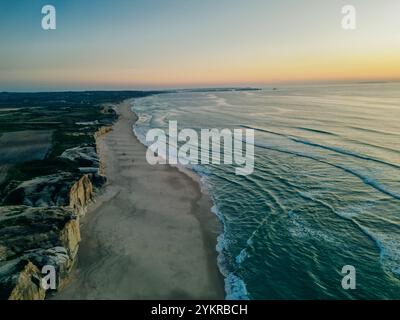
[5,159,78,182]
[0,91,163,109]
[0,91,161,202]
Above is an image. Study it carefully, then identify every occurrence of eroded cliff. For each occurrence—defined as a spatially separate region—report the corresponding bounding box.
[0,124,111,300]
[0,206,80,300]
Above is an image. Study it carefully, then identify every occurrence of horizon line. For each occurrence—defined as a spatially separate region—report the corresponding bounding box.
[1,79,399,94]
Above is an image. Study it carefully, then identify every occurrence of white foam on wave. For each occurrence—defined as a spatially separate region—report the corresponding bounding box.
[151,113,168,127]
[336,206,400,277]
[236,248,249,265]
[359,225,400,276]
[214,226,250,300]
[233,217,268,267]
[133,124,150,148]
[225,273,250,300]
[207,93,231,107]
[335,202,374,220]
[132,102,250,299]
[253,140,400,201]
[288,211,336,244]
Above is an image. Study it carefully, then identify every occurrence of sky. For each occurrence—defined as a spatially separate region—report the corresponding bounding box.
[0,0,400,91]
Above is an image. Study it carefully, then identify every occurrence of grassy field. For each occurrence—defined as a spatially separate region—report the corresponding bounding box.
[0,130,53,164]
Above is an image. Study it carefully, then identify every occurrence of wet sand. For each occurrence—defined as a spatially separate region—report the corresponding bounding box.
[54,99,224,300]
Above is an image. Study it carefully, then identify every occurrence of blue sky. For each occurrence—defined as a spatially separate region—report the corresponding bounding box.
[1,0,399,91]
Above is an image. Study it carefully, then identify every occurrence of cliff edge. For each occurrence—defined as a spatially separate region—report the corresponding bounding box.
[0,125,112,300]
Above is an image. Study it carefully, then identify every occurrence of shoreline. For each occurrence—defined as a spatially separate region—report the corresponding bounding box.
[54,99,225,299]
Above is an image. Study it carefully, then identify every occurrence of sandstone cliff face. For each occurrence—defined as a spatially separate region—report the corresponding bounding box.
[69,174,94,217]
[95,126,113,139]
[59,220,81,258]
[68,173,107,217]
[1,247,76,300]
[95,126,112,175]
[0,206,81,300]
[6,261,45,300]
[0,206,79,261]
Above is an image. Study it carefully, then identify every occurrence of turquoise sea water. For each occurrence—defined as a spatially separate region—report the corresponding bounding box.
[133,83,400,299]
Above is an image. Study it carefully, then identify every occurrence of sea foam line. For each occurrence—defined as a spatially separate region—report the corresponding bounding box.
[336,209,400,277]
[253,141,400,201]
[213,206,250,300]
[131,102,250,300]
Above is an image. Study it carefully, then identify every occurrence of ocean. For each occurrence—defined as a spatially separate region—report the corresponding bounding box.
[132,83,400,299]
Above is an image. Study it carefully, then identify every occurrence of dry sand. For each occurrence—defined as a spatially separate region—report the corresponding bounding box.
[55,99,224,300]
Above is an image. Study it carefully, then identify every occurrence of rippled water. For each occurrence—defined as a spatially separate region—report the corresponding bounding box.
[133,83,400,299]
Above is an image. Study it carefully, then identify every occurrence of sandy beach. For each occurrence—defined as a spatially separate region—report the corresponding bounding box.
[54,99,224,300]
